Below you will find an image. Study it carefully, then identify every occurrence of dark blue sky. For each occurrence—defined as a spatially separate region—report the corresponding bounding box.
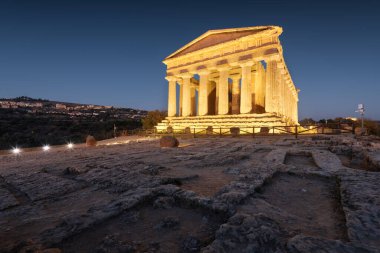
[0,0,379,120]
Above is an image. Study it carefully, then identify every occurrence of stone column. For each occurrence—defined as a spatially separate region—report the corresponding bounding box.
[290,88,294,122]
[284,79,289,119]
[191,87,196,116]
[231,75,240,114]
[179,82,183,116]
[284,82,289,121]
[273,66,282,115]
[289,83,294,122]
[251,68,256,112]
[198,70,210,116]
[286,79,291,119]
[240,61,253,114]
[254,62,266,113]
[292,91,297,124]
[294,90,299,124]
[290,94,295,123]
[180,73,193,117]
[165,76,177,117]
[288,87,292,121]
[208,81,216,115]
[217,66,230,115]
[278,73,285,117]
[265,60,277,113]
[289,89,293,122]
[214,79,219,115]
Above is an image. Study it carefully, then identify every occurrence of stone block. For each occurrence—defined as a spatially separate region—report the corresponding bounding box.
[160,136,179,148]
[260,127,270,134]
[184,127,191,134]
[167,126,173,134]
[206,126,213,135]
[230,127,240,137]
[86,135,97,147]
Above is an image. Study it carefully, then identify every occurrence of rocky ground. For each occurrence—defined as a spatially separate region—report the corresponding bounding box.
[0,134,380,253]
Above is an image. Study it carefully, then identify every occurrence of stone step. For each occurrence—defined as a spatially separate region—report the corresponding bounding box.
[161,119,283,124]
[160,119,284,125]
[163,113,279,121]
[157,118,285,125]
[155,113,292,133]
[161,116,285,124]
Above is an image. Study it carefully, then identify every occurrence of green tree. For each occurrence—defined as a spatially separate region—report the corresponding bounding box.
[299,118,316,126]
[363,119,380,136]
[141,110,167,129]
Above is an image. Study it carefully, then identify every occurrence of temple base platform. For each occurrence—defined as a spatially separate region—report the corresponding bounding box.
[156,113,296,134]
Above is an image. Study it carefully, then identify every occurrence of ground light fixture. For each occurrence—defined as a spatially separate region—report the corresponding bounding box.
[12,147,21,154]
[67,143,74,149]
[42,145,50,151]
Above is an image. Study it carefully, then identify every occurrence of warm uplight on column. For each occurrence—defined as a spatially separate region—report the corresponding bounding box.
[240,61,254,114]
[180,73,193,117]
[198,69,210,116]
[165,76,177,117]
[217,65,230,115]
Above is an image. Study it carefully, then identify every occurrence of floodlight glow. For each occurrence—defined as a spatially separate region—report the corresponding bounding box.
[67,143,74,149]
[12,147,21,154]
[42,145,50,151]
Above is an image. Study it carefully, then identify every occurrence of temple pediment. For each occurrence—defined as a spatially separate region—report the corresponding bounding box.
[165,26,282,60]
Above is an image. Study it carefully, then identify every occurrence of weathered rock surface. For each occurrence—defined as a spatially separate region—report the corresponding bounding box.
[287,235,372,253]
[0,191,17,210]
[203,214,287,252]
[0,135,379,252]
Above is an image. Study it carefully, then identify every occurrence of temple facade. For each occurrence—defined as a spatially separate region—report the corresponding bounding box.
[156,26,299,133]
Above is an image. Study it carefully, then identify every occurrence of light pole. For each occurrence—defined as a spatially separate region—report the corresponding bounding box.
[355,104,365,134]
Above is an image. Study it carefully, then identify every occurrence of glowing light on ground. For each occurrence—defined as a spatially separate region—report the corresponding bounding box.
[12,147,21,154]
[67,143,74,149]
[42,145,50,151]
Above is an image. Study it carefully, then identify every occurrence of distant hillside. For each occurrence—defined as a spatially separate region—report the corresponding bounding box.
[0,97,147,149]
[0,96,145,109]
[1,96,49,102]
[0,96,147,120]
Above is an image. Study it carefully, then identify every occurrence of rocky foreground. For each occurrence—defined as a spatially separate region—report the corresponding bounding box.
[0,135,380,253]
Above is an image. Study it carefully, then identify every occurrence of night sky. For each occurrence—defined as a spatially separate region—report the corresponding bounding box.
[0,0,379,120]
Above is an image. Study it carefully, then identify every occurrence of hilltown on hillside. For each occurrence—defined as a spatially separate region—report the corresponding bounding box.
[0,96,147,120]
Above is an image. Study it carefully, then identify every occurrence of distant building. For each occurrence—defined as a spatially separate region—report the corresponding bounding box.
[56,103,67,109]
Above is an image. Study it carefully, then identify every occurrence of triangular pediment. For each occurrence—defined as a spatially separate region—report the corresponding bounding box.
[165,26,281,60]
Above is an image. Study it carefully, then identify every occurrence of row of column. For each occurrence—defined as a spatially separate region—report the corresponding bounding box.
[167,60,298,123]
[264,60,298,123]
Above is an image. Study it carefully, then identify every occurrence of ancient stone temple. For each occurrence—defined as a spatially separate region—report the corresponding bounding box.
[156,26,299,133]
